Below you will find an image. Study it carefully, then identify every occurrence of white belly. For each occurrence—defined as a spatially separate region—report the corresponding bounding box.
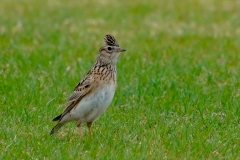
[70,84,116,123]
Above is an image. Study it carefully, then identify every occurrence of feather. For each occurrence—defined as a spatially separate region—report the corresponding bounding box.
[104,34,119,47]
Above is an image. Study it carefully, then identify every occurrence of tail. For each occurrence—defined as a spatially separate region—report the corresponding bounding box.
[52,114,62,121]
[50,122,65,135]
[50,114,63,135]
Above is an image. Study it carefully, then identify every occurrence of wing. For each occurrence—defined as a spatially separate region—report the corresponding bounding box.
[60,73,94,117]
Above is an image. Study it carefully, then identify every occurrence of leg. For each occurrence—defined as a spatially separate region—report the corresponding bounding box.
[76,121,83,139]
[87,122,93,137]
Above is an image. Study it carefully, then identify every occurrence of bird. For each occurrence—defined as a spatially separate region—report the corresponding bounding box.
[50,34,126,138]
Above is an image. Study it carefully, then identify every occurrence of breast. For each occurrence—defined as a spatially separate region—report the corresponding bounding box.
[71,83,116,122]
[96,84,116,108]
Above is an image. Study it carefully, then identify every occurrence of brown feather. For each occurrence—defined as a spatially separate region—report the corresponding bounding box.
[104,34,119,47]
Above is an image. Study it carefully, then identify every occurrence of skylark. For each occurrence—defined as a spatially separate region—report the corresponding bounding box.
[50,34,126,137]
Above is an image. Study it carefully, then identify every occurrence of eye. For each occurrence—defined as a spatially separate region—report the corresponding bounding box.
[107,47,112,51]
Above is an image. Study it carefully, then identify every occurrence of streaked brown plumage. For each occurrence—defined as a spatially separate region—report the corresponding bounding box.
[50,34,126,137]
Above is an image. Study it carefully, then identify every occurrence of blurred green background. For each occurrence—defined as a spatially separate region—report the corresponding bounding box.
[1,0,240,159]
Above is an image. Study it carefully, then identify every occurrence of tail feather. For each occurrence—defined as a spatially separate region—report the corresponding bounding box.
[52,114,62,121]
[50,122,64,135]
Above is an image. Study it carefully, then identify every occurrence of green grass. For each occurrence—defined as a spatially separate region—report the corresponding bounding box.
[1,0,240,159]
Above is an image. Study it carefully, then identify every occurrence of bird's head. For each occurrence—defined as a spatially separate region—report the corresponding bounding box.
[98,34,126,64]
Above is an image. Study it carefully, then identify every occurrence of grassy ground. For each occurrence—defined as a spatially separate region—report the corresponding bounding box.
[1,0,240,159]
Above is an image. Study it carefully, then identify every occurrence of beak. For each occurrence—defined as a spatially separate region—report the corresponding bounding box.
[118,47,126,52]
